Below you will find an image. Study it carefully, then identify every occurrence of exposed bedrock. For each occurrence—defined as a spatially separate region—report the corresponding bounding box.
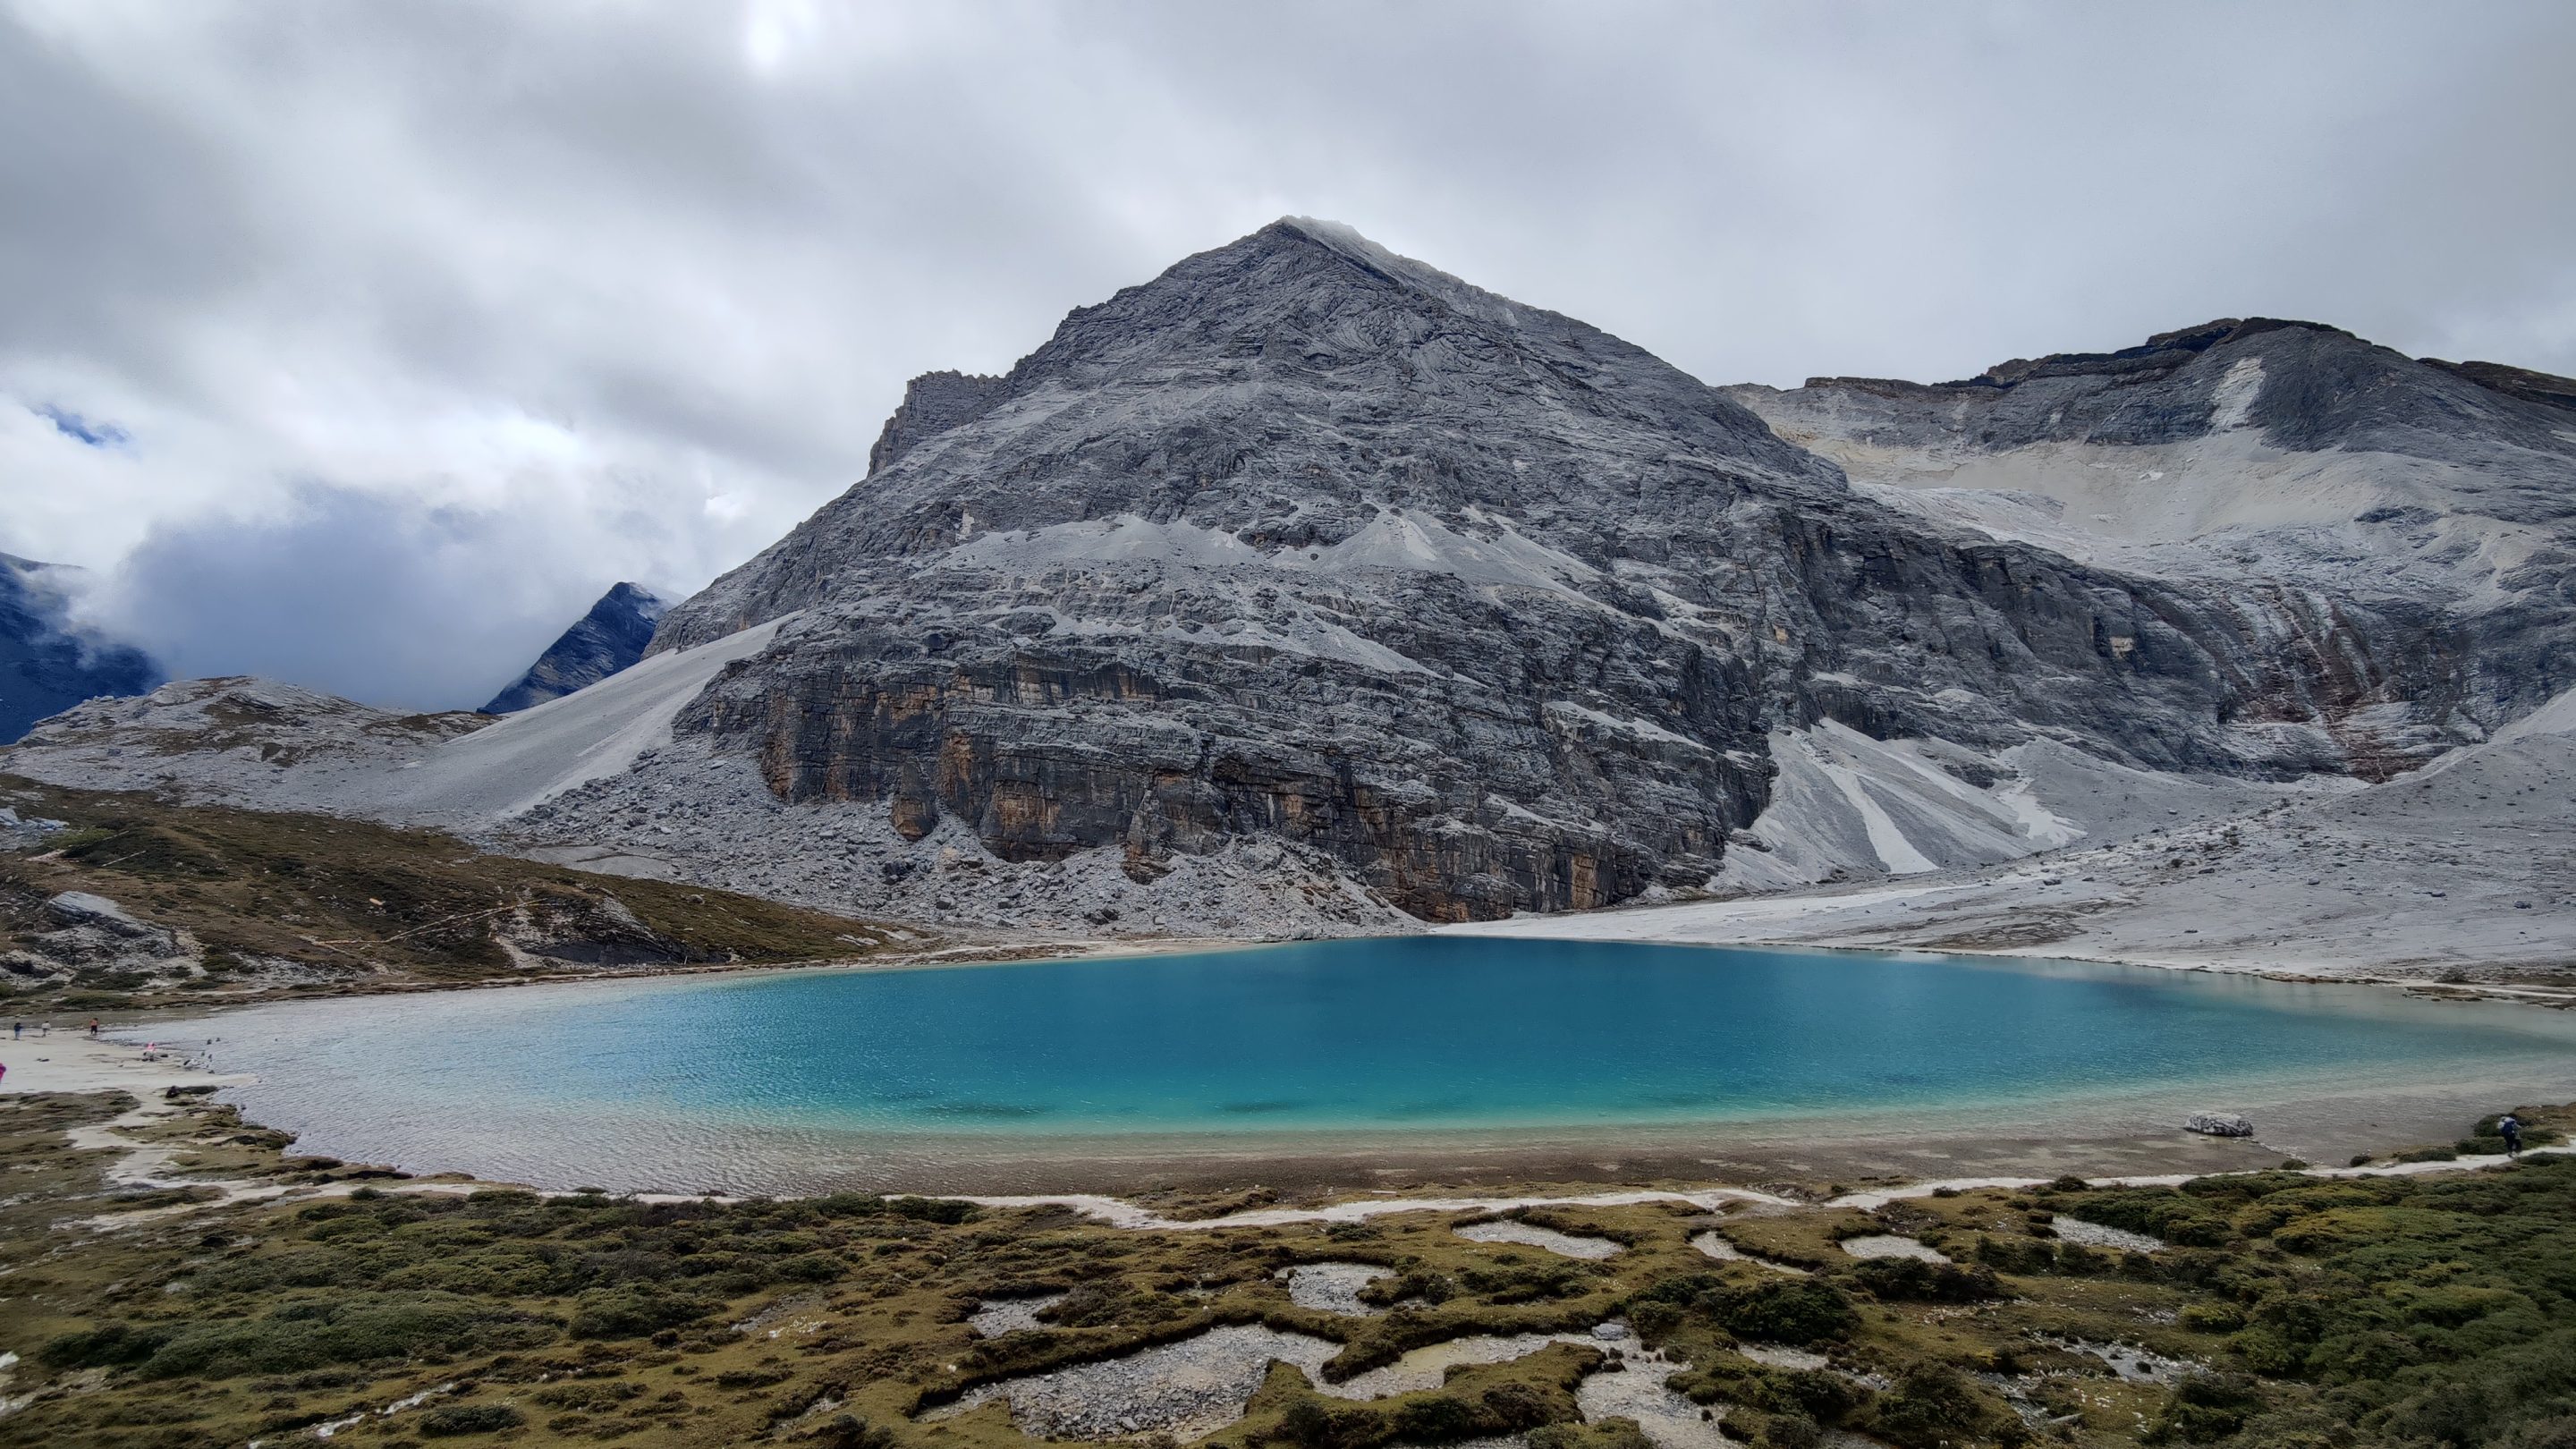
[684,605,1767,921]
[640,222,2534,919]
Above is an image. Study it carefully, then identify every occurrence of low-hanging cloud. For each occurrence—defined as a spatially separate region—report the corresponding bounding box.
[80,486,688,712]
[4,0,2572,706]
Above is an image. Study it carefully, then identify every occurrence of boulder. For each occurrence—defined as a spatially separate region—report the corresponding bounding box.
[2185,1113,2255,1138]
[45,891,156,938]
[38,891,187,962]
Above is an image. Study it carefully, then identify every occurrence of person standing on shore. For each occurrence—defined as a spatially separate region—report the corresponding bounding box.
[2500,1114,2524,1157]
[87,1018,99,1038]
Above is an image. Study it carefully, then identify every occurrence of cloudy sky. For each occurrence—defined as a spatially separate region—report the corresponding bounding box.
[6,1,2572,708]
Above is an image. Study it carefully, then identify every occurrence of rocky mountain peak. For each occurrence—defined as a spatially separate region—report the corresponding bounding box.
[481,582,671,715]
[658,221,1835,654]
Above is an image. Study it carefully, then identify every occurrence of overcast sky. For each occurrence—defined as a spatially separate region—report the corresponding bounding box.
[5,1,2572,708]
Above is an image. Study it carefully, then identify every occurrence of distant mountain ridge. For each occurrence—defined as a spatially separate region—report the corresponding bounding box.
[0,554,158,743]
[481,582,670,715]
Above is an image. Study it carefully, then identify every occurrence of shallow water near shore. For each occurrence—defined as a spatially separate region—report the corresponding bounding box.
[190,936,2576,1192]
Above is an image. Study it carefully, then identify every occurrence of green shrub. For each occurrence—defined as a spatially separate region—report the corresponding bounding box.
[419,1402,526,1436]
[715,1365,792,1389]
[1391,1394,1480,1443]
[812,1192,974,1224]
[2178,1301,2244,1333]
[93,1295,554,1379]
[1625,1300,1682,1343]
[2095,1196,2231,1246]
[530,1379,645,1410]
[2477,1114,2561,1147]
[774,1252,844,1283]
[1862,1362,2017,1449]
[1761,1418,1822,1449]
[1530,1421,1655,1449]
[41,1322,179,1370]
[1279,1398,1362,1449]
[2145,1372,2265,1444]
[1673,1354,1863,1424]
[1972,1234,2055,1275]
[567,1286,712,1340]
[1479,1380,1557,1430]
[1710,1279,1859,1345]
[1847,1258,2001,1303]
[803,1414,897,1449]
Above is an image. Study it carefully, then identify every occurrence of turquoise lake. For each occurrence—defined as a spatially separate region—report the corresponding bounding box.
[194,937,2576,1191]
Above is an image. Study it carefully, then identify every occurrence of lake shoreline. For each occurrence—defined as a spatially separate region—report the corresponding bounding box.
[51,911,2570,1029]
[21,987,2570,1200]
[5,1033,2562,1209]
[1439,885,2576,1005]
[195,1075,2560,1199]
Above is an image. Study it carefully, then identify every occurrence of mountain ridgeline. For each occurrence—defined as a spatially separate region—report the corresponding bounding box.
[635,220,2574,920]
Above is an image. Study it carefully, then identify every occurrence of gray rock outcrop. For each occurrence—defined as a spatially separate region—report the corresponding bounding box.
[44,890,169,943]
[3,889,191,992]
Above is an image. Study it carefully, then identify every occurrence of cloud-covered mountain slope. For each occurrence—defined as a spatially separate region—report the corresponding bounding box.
[0,555,158,743]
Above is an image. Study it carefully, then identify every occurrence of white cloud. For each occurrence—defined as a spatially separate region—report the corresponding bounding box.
[2,0,2571,707]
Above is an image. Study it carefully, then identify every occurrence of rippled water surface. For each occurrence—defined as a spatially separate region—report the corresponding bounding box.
[197,936,2576,1191]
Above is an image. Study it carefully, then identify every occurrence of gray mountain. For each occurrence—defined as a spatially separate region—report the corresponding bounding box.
[481,582,670,714]
[640,221,2566,919]
[11,224,2572,941]
[0,554,157,743]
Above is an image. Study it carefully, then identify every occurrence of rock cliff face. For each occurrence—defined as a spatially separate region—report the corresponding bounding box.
[1723,319,2576,770]
[636,222,2550,920]
[0,555,158,743]
[482,582,670,714]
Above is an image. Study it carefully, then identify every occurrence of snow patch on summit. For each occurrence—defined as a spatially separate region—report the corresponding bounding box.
[2207,357,2265,431]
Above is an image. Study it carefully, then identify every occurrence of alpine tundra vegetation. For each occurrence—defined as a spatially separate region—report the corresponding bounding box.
[4,1089,2575,1448]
